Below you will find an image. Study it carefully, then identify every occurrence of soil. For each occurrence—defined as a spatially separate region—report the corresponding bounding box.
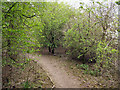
[2,47,119,88]
[28,47,119,88]
[2,60,53,88]
[28,54,82,88]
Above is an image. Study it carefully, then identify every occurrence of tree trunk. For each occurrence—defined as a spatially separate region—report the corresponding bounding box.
[7,39,11,53]
[7,20,16,61]
[51,33,55,54]
[102,31,106,41]
[49,46,51,52]
[52,47,54,54]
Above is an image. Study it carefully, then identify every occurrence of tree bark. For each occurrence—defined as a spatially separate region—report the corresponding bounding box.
[49,46,51,52]
[102,31,106,41]
[51,32,55,54]
[7,39,11,53]
[52,47,54,54]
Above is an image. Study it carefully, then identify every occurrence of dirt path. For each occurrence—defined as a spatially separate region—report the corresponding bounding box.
[28,54,82,88]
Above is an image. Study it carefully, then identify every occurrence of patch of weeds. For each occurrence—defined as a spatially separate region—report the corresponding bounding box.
[89,70,95,75]
[70,66,73,69]
[76,64,79,68]
[32,82,42,88]
[80,64,89,70]
[23,80,33,88]
[79,64,100,76]
[84,68,89,74]
[4,80,11,87]
[38,55,41,57]
[89,70,98,76]
[80,64,89,74]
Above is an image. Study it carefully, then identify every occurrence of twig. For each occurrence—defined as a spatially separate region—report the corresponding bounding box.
[22,14,36,18]
[104,39,113,49]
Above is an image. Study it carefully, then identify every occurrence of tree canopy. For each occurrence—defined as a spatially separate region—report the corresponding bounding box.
[2,1,118,85]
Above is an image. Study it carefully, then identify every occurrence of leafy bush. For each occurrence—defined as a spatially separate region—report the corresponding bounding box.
[36,2,70,54]
[63,20,98,63]
[79,64,98,76]
[93,41,118,75]
[63,12,118,75]
[64,28,118,75]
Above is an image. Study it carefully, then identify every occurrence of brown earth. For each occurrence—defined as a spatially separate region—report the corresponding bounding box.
[2,47,119,88]
[2,60,53,88]
[28,47,119,88]
[28,54,83,88]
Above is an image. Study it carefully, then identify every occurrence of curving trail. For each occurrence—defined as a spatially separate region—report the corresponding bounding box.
[28,54,83,88]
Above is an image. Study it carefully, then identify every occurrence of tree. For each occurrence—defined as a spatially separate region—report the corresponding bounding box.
[2,2,39,66]
[90,1,118,41]
[35,2,70,54]
[116,1,120,5]
[63,1,118,75]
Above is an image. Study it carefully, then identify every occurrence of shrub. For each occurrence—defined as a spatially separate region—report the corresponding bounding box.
[63,23,98,63]
[93,41,118,75]
[63,22,118,75]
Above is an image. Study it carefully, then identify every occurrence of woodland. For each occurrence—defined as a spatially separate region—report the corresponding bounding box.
[2,0,119,88]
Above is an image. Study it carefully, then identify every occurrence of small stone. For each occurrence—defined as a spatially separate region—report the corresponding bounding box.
[53,54,56,56]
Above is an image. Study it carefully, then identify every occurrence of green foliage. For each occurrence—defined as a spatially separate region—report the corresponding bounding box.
[2,2,40,67]
[2,1,118,79]
[79,64,98,76]
[63,14,98,61]
[93,41,118,74]
[64,23,118,75]
[80,64,89,71]
[23,80,33,88]
[63,1,118,75]
[34,2,70,53]
[24,80,30,88]
[116,1,120,5]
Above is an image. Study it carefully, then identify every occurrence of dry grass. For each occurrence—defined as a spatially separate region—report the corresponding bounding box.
[2,60,53,88]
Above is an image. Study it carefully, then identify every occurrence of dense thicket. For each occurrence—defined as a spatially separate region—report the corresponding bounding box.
[2,2,39,67]
[2,2,71,66]
[2,1,118,76]
[63,1,118,75]
[34,2,70,54]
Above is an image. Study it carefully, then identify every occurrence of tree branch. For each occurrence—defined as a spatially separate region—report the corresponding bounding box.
[5,2,17,18]
[8,3,17,13]
[22,14,36,18]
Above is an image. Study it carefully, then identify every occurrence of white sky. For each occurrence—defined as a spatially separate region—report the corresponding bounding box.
[57,0,117,9]
[6,0,118,8]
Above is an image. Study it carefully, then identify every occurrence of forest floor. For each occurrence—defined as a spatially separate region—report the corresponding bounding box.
[28,54,82,88]
[2,47,119,88]
[27,47,119,88]
[2,55,53,88]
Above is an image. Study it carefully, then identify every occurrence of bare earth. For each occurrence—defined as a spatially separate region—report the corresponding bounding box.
[28,54,82,88]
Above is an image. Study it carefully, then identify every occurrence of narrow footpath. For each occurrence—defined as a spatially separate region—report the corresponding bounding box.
[28,54,82,88]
